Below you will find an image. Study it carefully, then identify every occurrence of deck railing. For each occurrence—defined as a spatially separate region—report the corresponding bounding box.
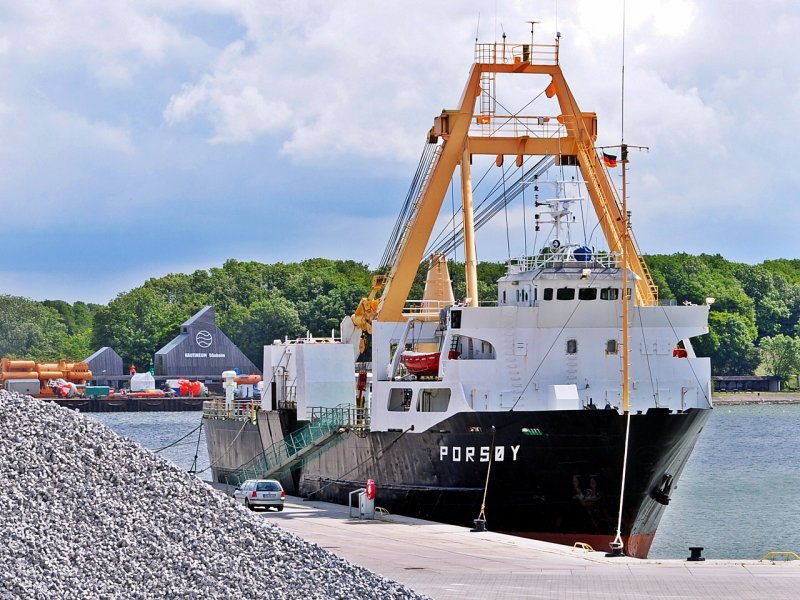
[470,113,569,139]
[202,398,256,420]
[474,42,559,66]
[506,252,622,273]
[402,299,454,319]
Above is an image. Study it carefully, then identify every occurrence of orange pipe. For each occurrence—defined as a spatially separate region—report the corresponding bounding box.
[37,371,64,379]
[67,371,93,381]
[2,359,36,371]
[1,371,40,380]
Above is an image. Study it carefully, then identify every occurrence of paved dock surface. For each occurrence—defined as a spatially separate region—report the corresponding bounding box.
[247,494,800,599]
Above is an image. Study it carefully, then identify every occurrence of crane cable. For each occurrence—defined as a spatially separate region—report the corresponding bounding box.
[428,156,555,258]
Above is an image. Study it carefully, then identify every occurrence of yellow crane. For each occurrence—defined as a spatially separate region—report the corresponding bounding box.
[351,37,657,339]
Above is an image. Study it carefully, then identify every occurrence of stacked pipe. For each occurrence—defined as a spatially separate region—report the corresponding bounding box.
[0,358,93,388]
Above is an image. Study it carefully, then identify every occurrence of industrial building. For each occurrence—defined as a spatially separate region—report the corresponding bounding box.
[154,306,260,383]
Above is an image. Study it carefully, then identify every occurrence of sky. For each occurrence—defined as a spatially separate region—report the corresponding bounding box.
[1,0,798,304]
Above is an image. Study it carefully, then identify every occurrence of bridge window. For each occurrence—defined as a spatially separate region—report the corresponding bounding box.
[388,388,413,412]
[543,288,553,301]
[417,388,451,412]
[578,288,597,301]
[557,287,575,300]
[601,288,619,300]
[451,335,495,360]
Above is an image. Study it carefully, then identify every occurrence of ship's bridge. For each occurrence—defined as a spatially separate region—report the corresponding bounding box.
[498,252,638,308]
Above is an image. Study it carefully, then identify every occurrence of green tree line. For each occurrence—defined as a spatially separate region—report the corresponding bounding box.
[4,254,800,384]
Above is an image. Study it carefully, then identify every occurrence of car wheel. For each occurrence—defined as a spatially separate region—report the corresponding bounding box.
[277,505,283,512]
[245,498,254,511]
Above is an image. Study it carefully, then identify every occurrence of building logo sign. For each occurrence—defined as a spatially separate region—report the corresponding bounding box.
[196,330,213,348]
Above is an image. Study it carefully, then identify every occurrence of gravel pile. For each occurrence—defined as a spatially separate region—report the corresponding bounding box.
[0,390,427,599]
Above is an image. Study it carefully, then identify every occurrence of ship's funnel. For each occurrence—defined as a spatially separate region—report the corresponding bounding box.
[420,253,455,319]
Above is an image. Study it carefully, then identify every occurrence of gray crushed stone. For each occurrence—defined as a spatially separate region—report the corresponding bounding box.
[0,389,428,599]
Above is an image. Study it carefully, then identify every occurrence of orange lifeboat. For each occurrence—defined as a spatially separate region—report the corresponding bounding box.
[401,350,460,377]
[234,374,261,385]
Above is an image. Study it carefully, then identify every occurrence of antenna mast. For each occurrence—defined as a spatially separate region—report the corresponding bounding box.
[527,20,540,48]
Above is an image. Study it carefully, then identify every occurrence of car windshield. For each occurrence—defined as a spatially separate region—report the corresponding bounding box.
[256,481,281,492]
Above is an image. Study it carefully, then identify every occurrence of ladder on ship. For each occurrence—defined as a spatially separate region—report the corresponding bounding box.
[225,405,368,485]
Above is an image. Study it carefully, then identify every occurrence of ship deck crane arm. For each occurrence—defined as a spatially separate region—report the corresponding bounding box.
[346,41,656,341]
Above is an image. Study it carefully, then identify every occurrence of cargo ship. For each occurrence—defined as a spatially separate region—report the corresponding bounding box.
[202,33,712,558]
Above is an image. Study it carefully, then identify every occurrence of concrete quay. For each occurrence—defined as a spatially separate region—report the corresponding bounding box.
[251,495,800,600]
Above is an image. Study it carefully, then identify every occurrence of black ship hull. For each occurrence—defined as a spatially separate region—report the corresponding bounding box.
[205,406,709,558]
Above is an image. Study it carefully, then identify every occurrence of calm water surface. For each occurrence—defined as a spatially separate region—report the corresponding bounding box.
[649,403,800,559]
[89,412,209,477]
[89,404,800,559]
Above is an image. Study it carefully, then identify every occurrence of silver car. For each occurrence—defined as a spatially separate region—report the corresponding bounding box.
[233,479,285,511]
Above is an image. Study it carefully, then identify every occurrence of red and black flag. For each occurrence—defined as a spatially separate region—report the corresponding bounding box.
[602,152,618,168]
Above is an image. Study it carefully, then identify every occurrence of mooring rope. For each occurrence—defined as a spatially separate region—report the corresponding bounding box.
[476,425,496,523]
[154,424,202,453]
[611,410,632,552]
[189,422,204,474]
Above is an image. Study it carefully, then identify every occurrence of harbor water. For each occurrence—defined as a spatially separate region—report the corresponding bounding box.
[649,403,800,559]
[89,403,800,560]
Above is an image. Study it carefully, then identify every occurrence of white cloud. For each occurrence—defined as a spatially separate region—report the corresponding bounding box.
[163,41,293,143]
[3,0,800,302]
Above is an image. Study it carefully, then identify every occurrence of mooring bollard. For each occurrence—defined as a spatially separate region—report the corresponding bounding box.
[471,518,486,532]
[687,546,705,561]
[605,541,624,557]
